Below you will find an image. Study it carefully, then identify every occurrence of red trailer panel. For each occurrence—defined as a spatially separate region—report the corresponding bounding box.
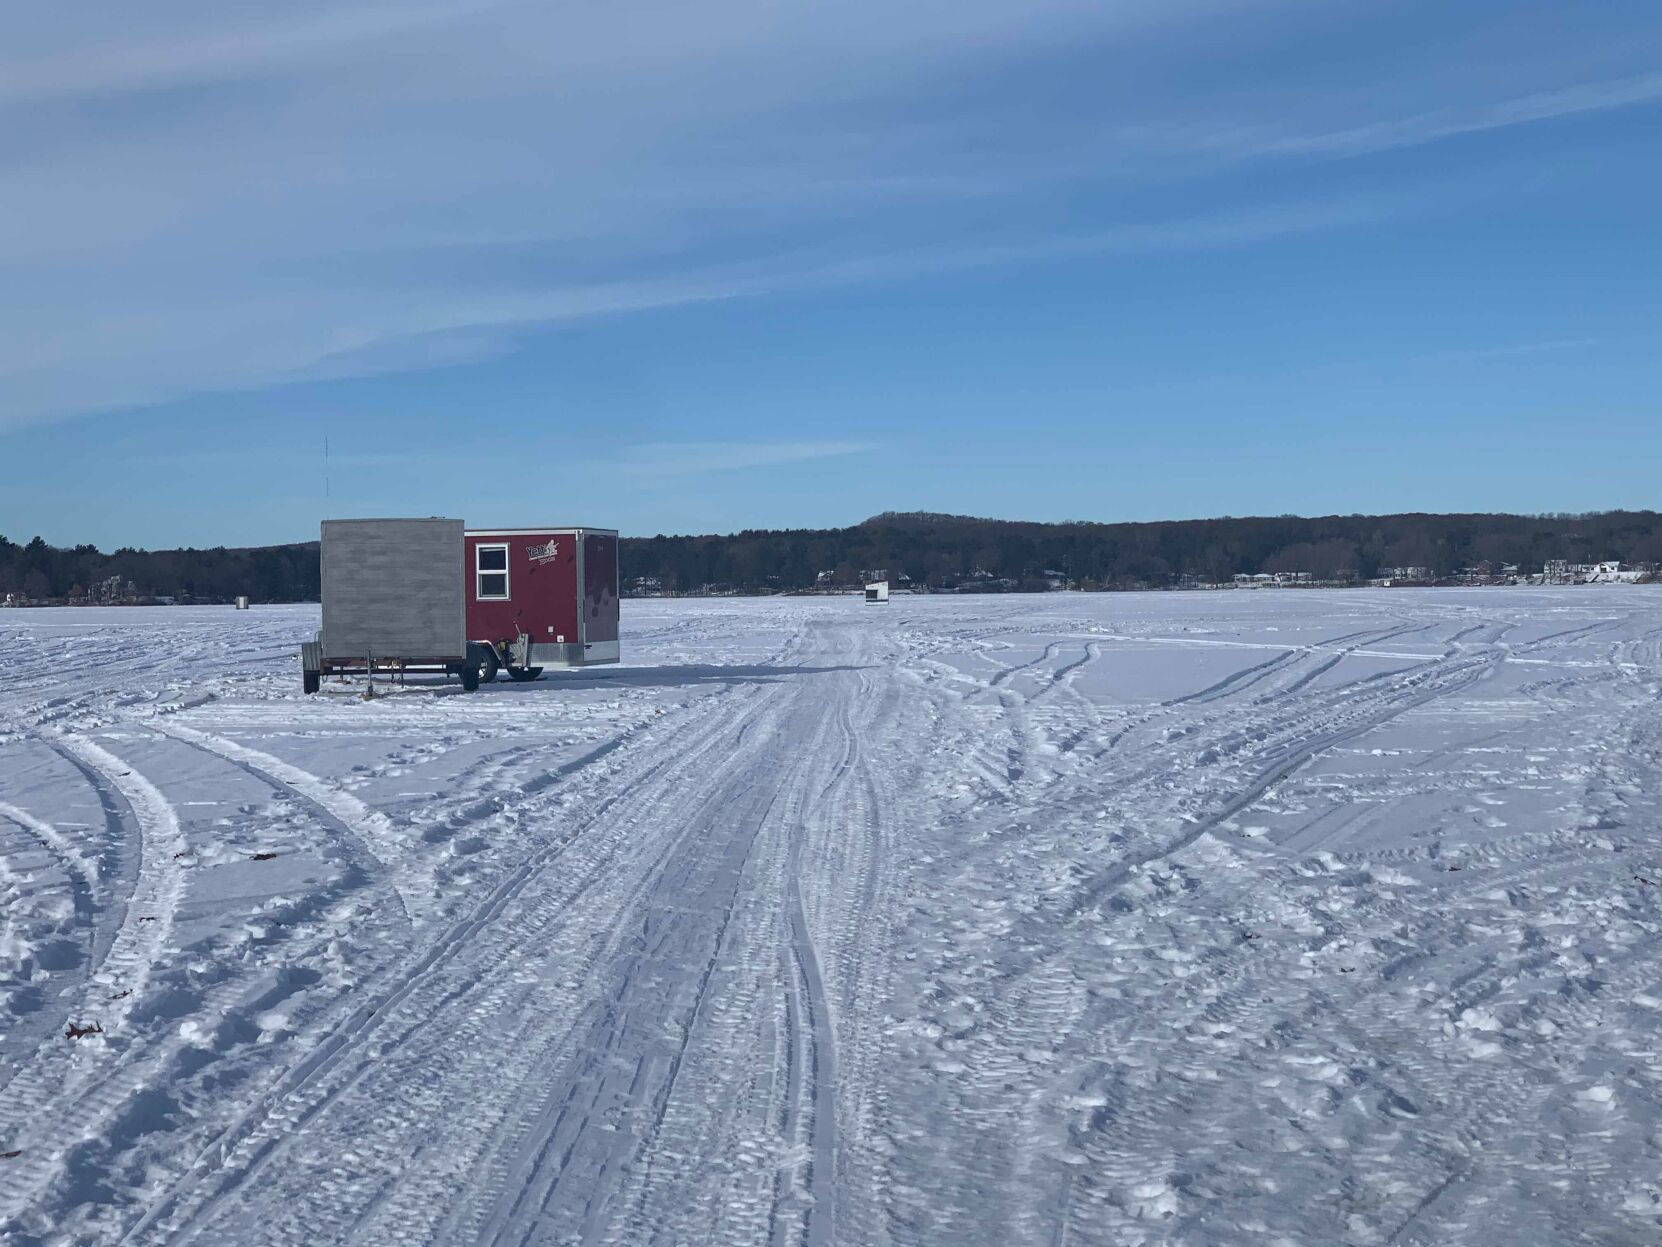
[464,528,620,670]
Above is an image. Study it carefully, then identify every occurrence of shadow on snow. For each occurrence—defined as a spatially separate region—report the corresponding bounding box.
[481,663,867,692]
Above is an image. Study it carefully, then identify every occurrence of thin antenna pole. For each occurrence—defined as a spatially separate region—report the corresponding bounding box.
[325,436,330,502]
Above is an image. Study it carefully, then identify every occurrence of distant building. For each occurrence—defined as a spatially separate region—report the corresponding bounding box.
[89,575,139,605]
[1538,559,1651,585]
[1586,560,1644,584]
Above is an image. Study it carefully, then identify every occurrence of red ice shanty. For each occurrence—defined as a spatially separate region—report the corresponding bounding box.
[465,527,620,681]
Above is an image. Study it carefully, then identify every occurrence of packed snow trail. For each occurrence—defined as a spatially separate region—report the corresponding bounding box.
[2,592,1661,1245]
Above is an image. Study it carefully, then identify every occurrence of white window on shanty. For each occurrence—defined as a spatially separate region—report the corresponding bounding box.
[476,544,510,600]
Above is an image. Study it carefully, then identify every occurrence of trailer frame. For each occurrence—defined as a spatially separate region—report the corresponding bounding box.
[300,637,493,694]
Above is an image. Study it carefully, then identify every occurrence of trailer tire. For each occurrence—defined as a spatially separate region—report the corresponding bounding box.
[303,669,321,695]
[459,663,480,692]
[474,646,500,685]
[507,665,543,682]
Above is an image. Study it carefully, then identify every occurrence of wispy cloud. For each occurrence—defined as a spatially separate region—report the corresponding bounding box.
[1250,70,1662,161]
[614,441,880,478]
[2,2,1659,432]
[0,188,1409,433]
[0,3,501,105]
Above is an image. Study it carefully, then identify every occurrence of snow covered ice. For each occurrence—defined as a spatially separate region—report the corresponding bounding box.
[3,589,1661,1245]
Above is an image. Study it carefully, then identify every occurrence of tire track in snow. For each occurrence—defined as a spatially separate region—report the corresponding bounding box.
[1047,640,1100,690]
[0,800,99,908]
[0,733,187,1229]
[14,595,1655,1244]
[984,640,1067,693]
[1163,647,1303,706]
[942,614,1655,1242]
[146,721,416,923]
[0,741,149,1129]
[1068,651,1500,921]
[154,622,861,1247]
[0,811,99,1123]
[878,636,1518,1238]
[0,801,103,1104]
[466,645,852,1246]
[798,655,911,1245]
[1263,621,1435,702]
[49,736,186,1019]
[1090,841,1662,1247]
[125,652,799,1245]
[772,673,853,1247]
[44,738,145,970]
[605,775,792,1245]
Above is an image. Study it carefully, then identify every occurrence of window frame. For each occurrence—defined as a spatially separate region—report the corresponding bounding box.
[475,543,510,601]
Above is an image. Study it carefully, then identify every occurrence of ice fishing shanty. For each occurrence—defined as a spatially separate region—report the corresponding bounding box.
[465,527,620,683]
[302,518,479,693]
[300,518,620,693]
[864,580,890,604]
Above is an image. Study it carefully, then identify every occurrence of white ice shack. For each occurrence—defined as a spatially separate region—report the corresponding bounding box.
[235,596,249,610]
[864,581,890,604]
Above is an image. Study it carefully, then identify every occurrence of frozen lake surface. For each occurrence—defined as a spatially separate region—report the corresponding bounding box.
[3,590,1661,1245]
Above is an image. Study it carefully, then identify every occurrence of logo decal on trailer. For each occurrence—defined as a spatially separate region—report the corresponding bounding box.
[526,540,560,563]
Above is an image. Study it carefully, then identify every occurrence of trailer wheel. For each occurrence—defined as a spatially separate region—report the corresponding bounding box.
[459,663,480,692]
[474,646,500,685]
[507,665,543,682]
[303,669,321,695]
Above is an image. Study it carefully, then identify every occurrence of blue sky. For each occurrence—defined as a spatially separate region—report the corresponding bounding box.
[2,0,1659,548]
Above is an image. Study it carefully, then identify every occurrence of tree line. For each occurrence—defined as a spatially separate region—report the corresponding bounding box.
[627,510,1662,593]
[3,510,1660,603]
[0,535,321,603]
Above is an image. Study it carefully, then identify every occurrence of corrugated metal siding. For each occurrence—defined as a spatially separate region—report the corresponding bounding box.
[320,519,465,660]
